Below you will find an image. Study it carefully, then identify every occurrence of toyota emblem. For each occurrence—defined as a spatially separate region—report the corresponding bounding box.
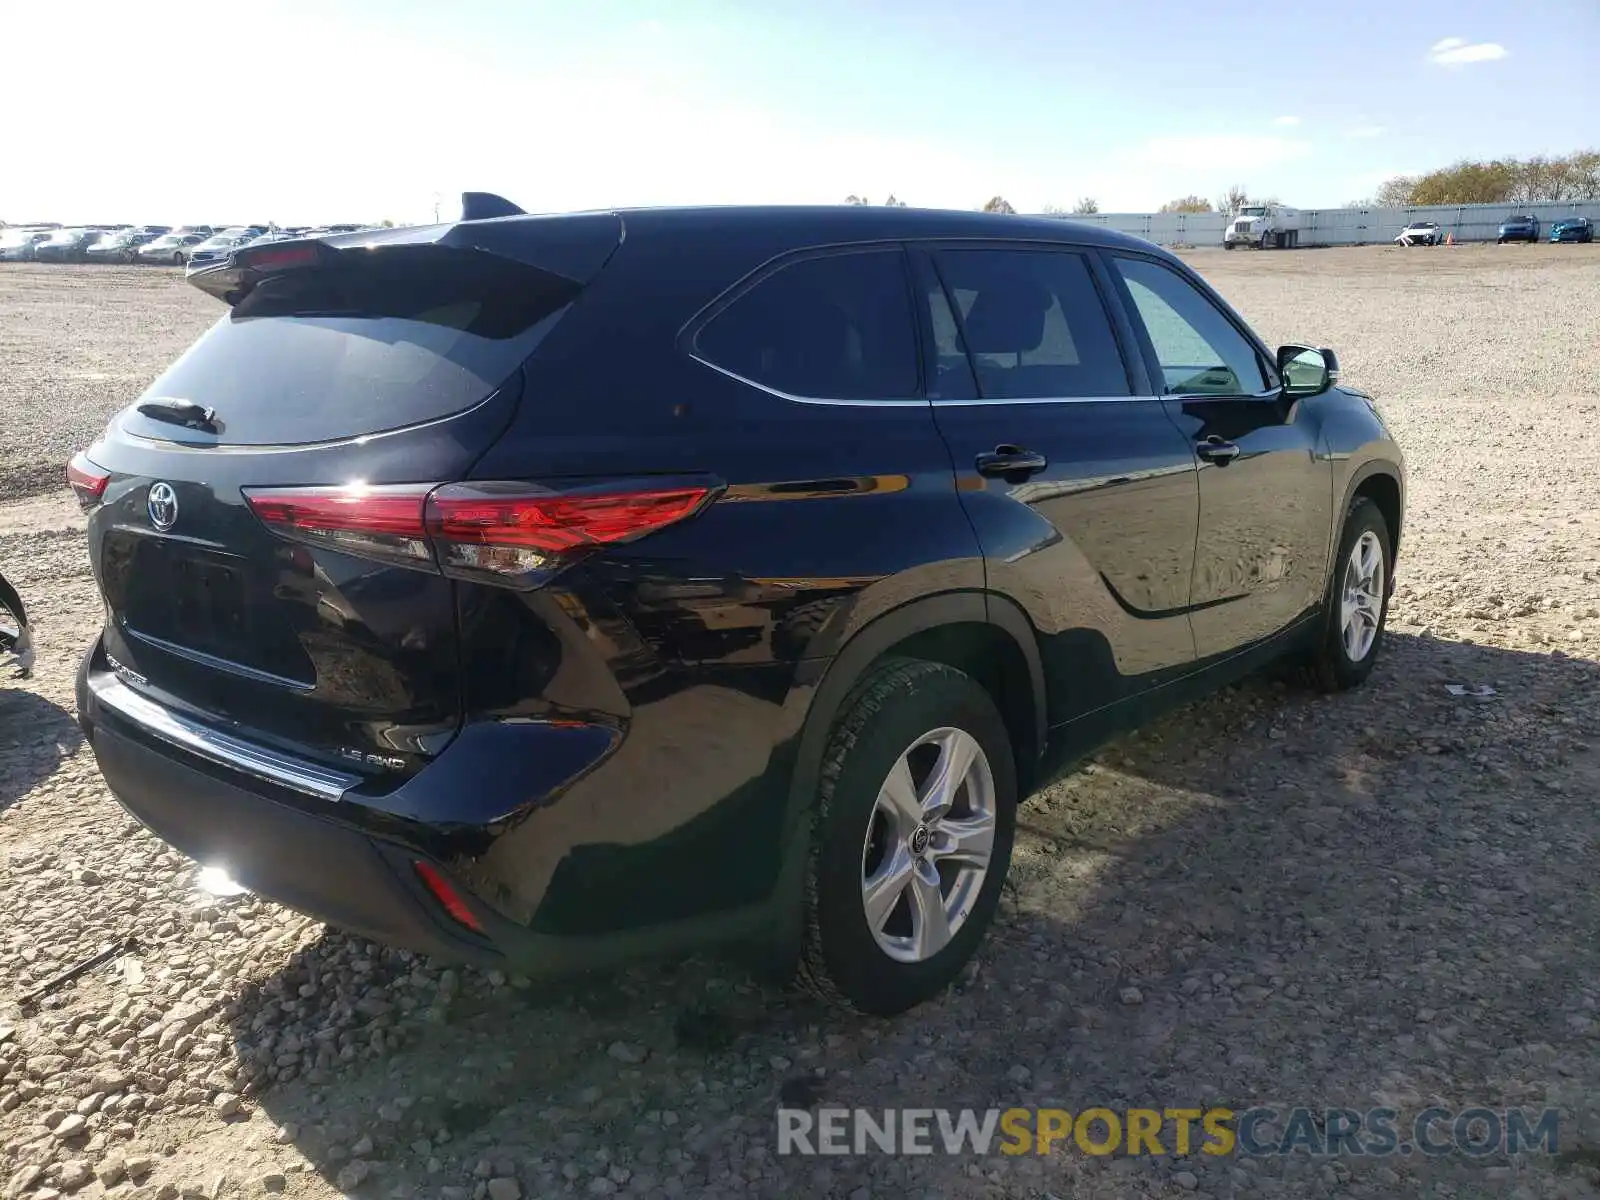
[147,482,179,531]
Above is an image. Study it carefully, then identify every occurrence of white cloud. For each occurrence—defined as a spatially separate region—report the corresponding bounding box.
[1345,125,1388,138]
[1271,115,1301,128]
[1427,37,1509,66]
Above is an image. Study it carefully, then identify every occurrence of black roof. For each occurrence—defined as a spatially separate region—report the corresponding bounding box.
[604,204,1159,253]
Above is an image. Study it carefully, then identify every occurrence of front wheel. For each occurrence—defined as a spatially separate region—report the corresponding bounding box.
[1307,497,1392,691]
[796,658,1017,1015]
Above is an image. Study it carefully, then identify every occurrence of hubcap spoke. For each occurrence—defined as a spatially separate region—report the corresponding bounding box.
[908,860,953,958]
[922,730,978,819]
[930,811,995,870]
[878,755,923,833]
[862,846,915,933]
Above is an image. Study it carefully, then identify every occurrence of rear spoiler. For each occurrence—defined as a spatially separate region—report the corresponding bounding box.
[188,191,623,306]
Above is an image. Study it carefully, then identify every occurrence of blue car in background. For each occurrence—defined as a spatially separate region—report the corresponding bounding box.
[1549,216,1593,243]
[1497,214,1539,243]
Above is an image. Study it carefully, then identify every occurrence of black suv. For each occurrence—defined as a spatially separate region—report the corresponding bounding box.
[70,196,1403,1015]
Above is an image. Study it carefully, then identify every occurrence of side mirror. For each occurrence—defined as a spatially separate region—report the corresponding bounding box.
[1277,345,1340,397]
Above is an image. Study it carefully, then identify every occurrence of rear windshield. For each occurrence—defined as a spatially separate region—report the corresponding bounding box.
[123,250,581,446]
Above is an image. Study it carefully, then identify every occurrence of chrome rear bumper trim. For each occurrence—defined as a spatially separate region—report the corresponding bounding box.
[88,674,357,802]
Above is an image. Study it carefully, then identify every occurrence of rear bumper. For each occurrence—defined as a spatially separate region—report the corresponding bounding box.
[75,637,793,973]
[87,714,505,964]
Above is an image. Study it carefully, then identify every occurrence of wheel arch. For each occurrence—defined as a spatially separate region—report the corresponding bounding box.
[1344,462,1404,562]
[780,591,1046,851]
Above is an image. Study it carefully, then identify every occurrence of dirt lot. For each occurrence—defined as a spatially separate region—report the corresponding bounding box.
[2,245,1600,1200]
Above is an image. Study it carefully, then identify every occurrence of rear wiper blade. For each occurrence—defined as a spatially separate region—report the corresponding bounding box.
[137,399,217,429]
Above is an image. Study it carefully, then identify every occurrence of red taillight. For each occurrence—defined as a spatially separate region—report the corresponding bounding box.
[412,861,485,933]
[243,485,433,568]
[67,452,110,509]
[424,483,713,581]
[242,243,321,272]
[243,480,717,586]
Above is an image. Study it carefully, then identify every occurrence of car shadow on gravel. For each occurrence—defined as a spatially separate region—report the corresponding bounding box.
[224,631,1600,1200]
[0,683,84,812]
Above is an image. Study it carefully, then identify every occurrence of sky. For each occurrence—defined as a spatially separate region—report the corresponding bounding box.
[4,0,1596,225]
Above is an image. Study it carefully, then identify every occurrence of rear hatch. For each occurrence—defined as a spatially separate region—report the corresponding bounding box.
[80,215,622,785]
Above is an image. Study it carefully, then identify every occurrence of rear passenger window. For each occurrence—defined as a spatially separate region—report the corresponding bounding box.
[695,250,919,400]
[932,249,1130,399]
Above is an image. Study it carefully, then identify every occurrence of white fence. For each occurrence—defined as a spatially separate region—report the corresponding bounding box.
[1050,200,1600,247]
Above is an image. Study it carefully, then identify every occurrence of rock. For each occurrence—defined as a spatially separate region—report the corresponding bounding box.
[56,1163,92,1192]
[154,1186,178,1200]
[486,1181,519,1200]
[213,1093,241,1118]
[76,868,102,886]
[124,1158,154,1181]
[270,1125,297,1146]
[1174,1170,1198,1191]
[98,1158,128,1188]
[1005,1065,1031,1084]
[28,1057,70,1080]
[351,1137,374,1157]
[257,1174,286,1195]
[7,1166,46,1198]
[76,1094,105,1116]
[1118,986,1144,1006]
[53,1115,89,1140]
[606,1042,647,1065]
[336,1162,371,1192]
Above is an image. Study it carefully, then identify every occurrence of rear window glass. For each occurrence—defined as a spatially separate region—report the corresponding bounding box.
[933,248,1130,399]
[695,249,919,400]
[124,250,579,446]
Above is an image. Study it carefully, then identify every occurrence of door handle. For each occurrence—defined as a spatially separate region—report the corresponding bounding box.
[1195,436,1240,465]
[975,445,1048,482]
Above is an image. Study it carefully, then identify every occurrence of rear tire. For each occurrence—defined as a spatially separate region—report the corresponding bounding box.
[1307,497,1392,692]
[796,658,1017,1016]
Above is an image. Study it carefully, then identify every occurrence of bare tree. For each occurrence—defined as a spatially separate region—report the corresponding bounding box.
[981,196,1017,215]
[1373,176,1417,207]
[1072,197,1101,215]
[883,194,908,208]
[844,194,869,206]
[1159,196,1213,214]
[1215,185,1250,217]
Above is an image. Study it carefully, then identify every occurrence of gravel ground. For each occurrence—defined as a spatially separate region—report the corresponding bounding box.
[3,246,1600,1200]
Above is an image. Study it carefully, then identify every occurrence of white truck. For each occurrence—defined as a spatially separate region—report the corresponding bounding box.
[1224,204,1302,249]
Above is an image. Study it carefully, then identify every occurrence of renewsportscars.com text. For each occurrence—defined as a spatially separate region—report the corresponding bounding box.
[777,1106,1560,1158]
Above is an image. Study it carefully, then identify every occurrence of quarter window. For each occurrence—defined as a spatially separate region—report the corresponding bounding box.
[1111,256,1267,396]
[932,249,1130,399]
[695,250,919,400]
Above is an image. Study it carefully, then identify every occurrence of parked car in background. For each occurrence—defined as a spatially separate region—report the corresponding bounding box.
[136,232,206,264]
[70,197,1405,1016]
[0,229,53,261]
[1498,214,1539,243]
[184,231,258,269]
[1394,220,1441,247]
[87,229,161,263]
[1549,215,1594,243]
[1,566,34,679]
[33,229,100,262]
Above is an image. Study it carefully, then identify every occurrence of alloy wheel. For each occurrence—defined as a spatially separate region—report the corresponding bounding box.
[1340,529,1384,662]
[860,727,996,964]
